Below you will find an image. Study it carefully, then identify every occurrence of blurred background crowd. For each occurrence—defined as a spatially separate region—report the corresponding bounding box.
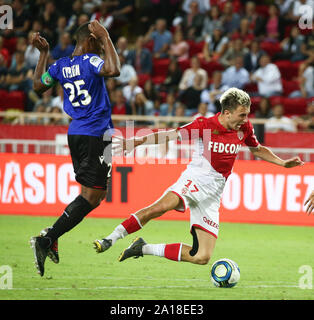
[0,0,313,137]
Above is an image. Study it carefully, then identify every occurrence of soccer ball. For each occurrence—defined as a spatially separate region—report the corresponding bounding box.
[210,258,240,288]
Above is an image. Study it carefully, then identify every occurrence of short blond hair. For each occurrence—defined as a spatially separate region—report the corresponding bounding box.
[219,87,251,112]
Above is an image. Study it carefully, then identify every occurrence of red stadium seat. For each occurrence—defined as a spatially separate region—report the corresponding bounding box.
[260,41,282,58]
[275,60,299,80]
[152,58,170,77]
[178,58,190,72]
[144,40,154,52]
[201,60,224,78]
[250,96,262,113]
[137,73,151,88]
[187,40,204,57]
[151,75,166,85]
[282,97,307,115]
[255,5,269,17]
[243,82,258,94]
[282,79,300,96]
[269,95,283,106]
[7,91,26,111]
[0,89,9,109]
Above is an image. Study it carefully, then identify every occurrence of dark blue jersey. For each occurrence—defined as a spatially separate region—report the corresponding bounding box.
[47,54,113,136]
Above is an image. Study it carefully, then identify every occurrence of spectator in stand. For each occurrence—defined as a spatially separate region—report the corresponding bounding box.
[243,40,265,73]
[127,36,152,75]
[90,2,114,30]
[201,25,228,62]
[25,31,40,69]
[303,28,314,59]
[231,18,255,48]
[220,1,241,35]
[261,4,285,43]
[253,96,274,142]
[222,55,250,89]
[111,89,130,127]
[105,0,135,29]
[39,1,60,47]
[168,30,189,62]
[0,36,10,68]
[11,0,31,37]
[34,89,54,111]
[144,18,172,59]
[0,53,8,88]
[122,77,143,105]
[5,50,34,110]
[180,0,205,41]
[160,92,179,116]
[10,37,27,69]
[50,84,64,112]
[50,32,74,62]
[295,100,314,131]
[275,0,294,16]
[179,73,204,116]
[171,102,187,127]
[220,38,249,68]
[201,5,222,39]
[182,0,211,14]
[131,92,153,116]
[291,60,314,98]
[242,1,265,38]
[143,78,157,102]
[115,36,129,58]
[49,106,68,125]
[29,104,50,125]
[66,0,85,35]
[114,53,137,87]
[193,102,214,119]
[178,55,208,91]
[265,104,296,132]
[200,70,229,113]
[274,26,307,62]
[251,54,283,97]
[161,58,183,93]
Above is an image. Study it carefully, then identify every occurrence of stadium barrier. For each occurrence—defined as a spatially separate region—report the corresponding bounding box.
[0,153,313,227]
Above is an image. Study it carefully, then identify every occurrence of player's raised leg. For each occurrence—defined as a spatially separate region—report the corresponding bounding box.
[93,191,182,253]
[119,226,216,265]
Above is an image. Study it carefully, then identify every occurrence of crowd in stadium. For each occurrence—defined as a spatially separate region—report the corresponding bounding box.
[0,0,313,133]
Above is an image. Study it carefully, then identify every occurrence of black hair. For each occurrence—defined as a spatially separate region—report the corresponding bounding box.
[74,22,91,43]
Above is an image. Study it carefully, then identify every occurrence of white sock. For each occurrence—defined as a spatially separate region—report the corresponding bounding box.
[105,224,128,245]
[142,244,166,257]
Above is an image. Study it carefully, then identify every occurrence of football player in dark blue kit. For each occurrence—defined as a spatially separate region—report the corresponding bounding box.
[30,20,120,276]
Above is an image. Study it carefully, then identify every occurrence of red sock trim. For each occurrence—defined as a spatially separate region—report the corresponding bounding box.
[121,214,142,234]
[164,243,182,261]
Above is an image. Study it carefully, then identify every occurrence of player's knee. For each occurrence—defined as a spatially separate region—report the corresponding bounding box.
[84,191,107,208]
[193,253,211,265]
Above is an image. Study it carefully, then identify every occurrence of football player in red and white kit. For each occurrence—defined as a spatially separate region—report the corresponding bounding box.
[94,88,304,265]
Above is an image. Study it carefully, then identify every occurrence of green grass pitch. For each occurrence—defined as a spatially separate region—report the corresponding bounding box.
[0,215,313,300]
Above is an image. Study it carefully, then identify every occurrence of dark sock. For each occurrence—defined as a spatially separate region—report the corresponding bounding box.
[42,195,93,248]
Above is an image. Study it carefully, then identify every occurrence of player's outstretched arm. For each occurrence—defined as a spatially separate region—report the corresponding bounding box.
[249,145,304,168]
[304,191,314,215]
[113,129,179,156]
[88,20,120,78]
[31,33,52,94]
